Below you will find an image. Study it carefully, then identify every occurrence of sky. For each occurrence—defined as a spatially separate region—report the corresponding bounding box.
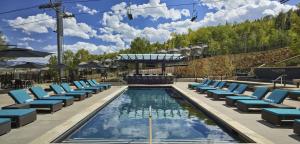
[0,0,298,63]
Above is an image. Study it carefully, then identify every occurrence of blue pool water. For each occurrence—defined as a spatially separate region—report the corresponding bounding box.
[63,87,239,143]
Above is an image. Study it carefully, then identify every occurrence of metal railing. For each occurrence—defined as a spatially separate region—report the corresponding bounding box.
[272,74,287,88]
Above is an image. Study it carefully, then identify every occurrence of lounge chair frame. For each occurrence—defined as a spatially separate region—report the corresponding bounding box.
[0,110,36,128]
[261,110,300,125]
[0,119,10,135]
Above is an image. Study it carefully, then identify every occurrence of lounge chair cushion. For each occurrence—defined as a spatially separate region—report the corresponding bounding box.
[0,109,36,116]
[237,100,270,105]
[263,108,300,116]
[9,89,34,104]
[29,100,62,105]
[252,87,269,99]
[42,96,73,100]
[226,96,256,100]
[0,118,10,123]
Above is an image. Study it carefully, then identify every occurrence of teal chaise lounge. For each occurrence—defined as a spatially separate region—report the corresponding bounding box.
[79,81,104,92]
[288,90,300,100]
[190,79,213,90]
[73,81,100,93]
[225,87,269,106]
[61,83,93,97]
[87,80,108,90]
[8,89,63,112]
[50,84,86,101]
[261,108,300,125]
[196,81,226,93]
[210,84,248,100]
[188,79,208,89]
[294,119,300,135]
[0,109,36,128]
[92,79,111,89]
[236,89,291,112]
[30,86,74,107]
[0,118,10,135]
[206,83,238,97]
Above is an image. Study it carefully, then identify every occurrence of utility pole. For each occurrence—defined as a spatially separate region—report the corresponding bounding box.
[39,0,74,82]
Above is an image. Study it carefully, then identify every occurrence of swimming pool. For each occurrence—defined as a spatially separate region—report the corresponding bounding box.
[59,87,241,143]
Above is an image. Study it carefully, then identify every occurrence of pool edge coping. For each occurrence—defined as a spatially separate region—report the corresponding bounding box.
[172,84,274,144]
[29,86,128,144]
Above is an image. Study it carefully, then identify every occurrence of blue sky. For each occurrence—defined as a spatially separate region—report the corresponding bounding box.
[0,0,298,63]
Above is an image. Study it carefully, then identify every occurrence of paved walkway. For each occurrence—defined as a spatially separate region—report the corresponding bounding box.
[174,82,300,144]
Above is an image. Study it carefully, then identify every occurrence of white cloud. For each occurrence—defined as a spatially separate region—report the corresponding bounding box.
[43,41,116,54]
[7,13,56,34]
[76,4,98,15]
[197,0,296,27]
[64,18,98,39]
[7,13,97,39]
[16,42,33,50]
[20,37,42,42]
[110,0,190,21]
[98,0,191,49]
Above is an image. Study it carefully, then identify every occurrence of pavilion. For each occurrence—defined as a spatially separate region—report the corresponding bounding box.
[117,54,185,84]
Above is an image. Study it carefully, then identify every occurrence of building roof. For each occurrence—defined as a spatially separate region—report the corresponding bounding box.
[117,54,184,63]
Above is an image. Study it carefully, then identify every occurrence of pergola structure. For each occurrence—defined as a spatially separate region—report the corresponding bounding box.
[118,54,184,75]
[117,54,185,84]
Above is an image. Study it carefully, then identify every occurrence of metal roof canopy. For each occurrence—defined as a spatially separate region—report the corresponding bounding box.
[118,54,184,63]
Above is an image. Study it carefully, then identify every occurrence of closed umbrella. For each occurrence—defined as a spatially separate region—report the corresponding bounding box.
[0,48,52,58]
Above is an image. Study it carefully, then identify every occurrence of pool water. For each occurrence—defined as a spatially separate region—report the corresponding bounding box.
[63,87,239,143]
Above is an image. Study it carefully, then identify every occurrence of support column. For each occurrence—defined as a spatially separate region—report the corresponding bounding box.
[135,62,139,75]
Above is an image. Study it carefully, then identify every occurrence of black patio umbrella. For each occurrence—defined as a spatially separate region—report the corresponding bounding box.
[0,61,10,68]
[0,48,52,58]
[9,62,46,69]
[78,61,105,69]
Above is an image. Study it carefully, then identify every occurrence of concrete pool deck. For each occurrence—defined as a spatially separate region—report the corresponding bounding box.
[0,82,299,144]
[173,82,300,144]
[0,86,127,144]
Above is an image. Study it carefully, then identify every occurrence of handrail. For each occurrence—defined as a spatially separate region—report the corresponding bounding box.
[149,106,152,144]
[272,74,287,88]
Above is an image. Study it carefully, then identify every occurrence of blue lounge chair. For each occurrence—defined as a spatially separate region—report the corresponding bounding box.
[196,81,219,91]
[226,87,269,106]
[29,86,74,107]
[8,89,63,113]
[0,109,36,128]
[87,80,107,90]
[236,89,291,112]
[206,83,238,97]
[288,90,300,100]
[261,108,300,125]
[60,83,93,97]
[50,84,86,100]
[0,118,10,135]
[91,79,111,89]
[294,119,300,135]
[188,79,208,89]
[196,81,226,93]
[210,84,248,100]
[190,79,213,90]
[79,81,103,92]
[73,81,100,93]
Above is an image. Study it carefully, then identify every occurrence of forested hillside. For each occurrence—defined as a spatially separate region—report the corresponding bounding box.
[116,6,300,56]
